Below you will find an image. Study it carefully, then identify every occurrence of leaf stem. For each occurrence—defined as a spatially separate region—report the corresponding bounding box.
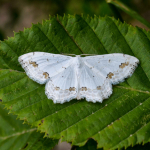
[106,0,150,28]
[107,3,123,22]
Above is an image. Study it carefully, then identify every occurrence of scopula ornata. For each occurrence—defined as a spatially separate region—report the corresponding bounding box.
[18,52,139,104]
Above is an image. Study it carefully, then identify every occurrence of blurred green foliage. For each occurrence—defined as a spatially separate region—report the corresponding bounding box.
[0,0,150,39]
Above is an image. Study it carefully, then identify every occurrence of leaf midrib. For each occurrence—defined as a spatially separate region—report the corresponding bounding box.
[0,128,36,140]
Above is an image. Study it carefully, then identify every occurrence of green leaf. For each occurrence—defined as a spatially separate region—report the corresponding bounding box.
[1,15,150,150]
[106,0,150,28]
[0,104,58,150]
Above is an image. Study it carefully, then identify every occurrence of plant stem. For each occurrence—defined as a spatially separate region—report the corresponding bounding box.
[106,0,150,29]
[108,3,123,22]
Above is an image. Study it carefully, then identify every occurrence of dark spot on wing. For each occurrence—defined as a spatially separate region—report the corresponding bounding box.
[55,87,60,91]
[81,87,87,91]
[43,72,49,79]
[107,72,114,79]
[97,86,101,90]
[69,87,76,91]
[119,62,129,69]
[29,61,38,67]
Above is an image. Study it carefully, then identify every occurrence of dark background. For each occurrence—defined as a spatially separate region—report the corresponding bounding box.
[0,0,149,40]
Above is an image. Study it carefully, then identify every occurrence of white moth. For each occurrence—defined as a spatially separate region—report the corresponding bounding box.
[18,52,139,104]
